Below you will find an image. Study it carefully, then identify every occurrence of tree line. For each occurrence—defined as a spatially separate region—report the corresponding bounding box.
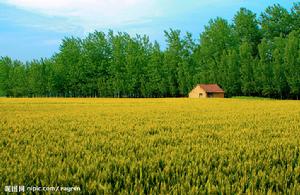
[1,3,300,99]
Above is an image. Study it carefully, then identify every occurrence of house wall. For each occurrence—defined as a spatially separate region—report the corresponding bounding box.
[188,86,207,98]
[211,93,225,98]
[188,86,225,98]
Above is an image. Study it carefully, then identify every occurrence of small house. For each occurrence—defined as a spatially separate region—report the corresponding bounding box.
[189,84,224,98]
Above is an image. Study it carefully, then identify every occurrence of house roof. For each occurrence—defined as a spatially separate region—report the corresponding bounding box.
[198,84,224,93]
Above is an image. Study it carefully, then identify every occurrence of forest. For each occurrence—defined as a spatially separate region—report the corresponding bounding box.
[0,2,300,99]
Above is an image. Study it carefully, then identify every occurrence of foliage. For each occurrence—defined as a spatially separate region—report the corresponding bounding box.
[0,2,300,99]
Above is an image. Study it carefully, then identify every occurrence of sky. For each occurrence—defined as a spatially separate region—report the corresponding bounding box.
[0,0,296,62]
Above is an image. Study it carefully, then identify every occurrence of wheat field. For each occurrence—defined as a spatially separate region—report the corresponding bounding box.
[1,98,300,193]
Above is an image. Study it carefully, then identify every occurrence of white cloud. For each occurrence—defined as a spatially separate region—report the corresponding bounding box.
[0,0,247,33]
[0,0,162,32]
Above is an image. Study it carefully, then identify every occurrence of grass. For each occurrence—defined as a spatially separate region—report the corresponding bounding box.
[231,96,273,100]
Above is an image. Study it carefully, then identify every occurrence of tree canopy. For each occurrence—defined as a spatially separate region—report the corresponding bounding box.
[1,2,300,99]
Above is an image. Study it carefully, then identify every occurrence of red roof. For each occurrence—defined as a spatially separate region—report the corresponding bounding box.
[198,84,224,93]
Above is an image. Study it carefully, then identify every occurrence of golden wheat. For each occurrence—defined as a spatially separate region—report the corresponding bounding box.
[0,98,300,193]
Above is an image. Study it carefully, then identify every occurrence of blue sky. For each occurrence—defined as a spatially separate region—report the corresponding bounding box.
[0,0,295,62]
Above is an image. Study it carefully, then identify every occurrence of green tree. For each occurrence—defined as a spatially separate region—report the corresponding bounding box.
[260,4,293,39]
[124,34,149,97]
[199,18,237,84]
[258,38,274,97]
[0,57,12,96]
[2,1,300,99]
[291,2,300,32]
[222,49,241,96]
[108,31,126,97]
[239,42,255,96]
[81,31,111,97]
[7,60,27,97]
[193,46,209,85]
[27,59,48,97]
[234,8,261,52]
[142,42,164,97]
[55,37,82,97]
[284,31,300,99]
[164,29,182,96]
[178,32,196,96]
[272,37,288,99]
